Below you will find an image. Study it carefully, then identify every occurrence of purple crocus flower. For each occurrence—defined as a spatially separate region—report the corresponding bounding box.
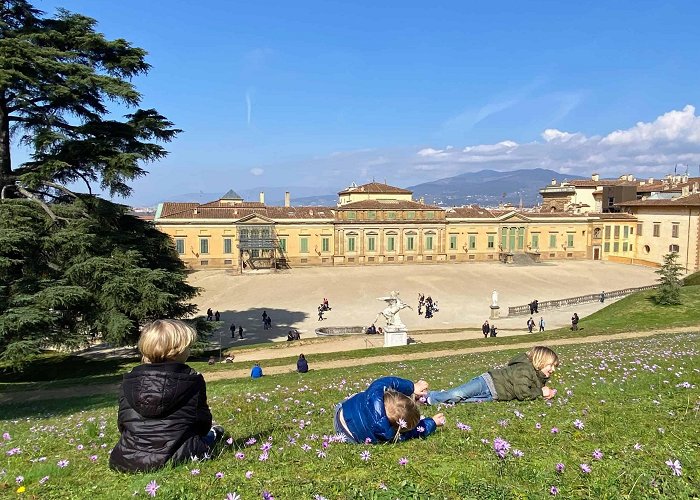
[592,449,603,460]
[665,459,682,476]
[398,457,408,466]
[262,490,275,500]
[550,427,559,434]
[573,419,584,430]
[580,463,591,473]
[145,480,159,497]
[550,486,559,496]
[512,449,524,458]
[360,450,371,461]
[493,437,511,459]
[555,463,565,473]
[245,471,254,479]
[226,493,241,500]
[215,472,224,479]
[57,459,69,468]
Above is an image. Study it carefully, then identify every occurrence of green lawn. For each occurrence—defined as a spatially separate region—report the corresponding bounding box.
[1,333,698,498]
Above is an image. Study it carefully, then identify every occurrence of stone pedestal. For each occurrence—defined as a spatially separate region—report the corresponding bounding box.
[490,305,500,320]
[384,326,408,347]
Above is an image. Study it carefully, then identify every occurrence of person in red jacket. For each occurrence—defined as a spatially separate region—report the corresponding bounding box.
[109,319,224,473]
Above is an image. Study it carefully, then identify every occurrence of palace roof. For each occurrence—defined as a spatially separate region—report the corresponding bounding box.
[337,199,441,210]
[618,193,700,207]
[157,202,335,220]
[338,182,412,195]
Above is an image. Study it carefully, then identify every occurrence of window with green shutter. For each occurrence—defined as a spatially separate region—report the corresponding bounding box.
[321,237,329,252]
[175,238,185,255]
[425,236,433,250]
[223,238,232,254]
[449,235,457,250]
[469,234,476,249]
[300,237,308,253]
[199,238,209,255]
[368,237,375,251]
[387,236,395,251]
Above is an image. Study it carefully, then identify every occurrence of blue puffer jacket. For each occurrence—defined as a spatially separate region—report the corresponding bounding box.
[340,376,437,444]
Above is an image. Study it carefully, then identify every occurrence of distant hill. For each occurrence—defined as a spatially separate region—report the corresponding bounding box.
[407,168,586,207]
[161,169,585,209]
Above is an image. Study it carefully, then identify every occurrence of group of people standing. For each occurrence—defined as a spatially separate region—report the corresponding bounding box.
[261,310,273,330]
[417,293,439,319]
[206,308,220,322]
[481,320,498,337]
[526,316,545,333]
[318,297,331,321]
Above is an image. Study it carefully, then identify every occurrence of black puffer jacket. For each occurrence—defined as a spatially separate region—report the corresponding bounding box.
[109,362,213,473]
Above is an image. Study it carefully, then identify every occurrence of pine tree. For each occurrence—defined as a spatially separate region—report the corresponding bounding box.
[0,2,195,370]
[654,252,684,305]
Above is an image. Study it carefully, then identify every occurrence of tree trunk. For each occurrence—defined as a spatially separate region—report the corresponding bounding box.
[0,95,16,197]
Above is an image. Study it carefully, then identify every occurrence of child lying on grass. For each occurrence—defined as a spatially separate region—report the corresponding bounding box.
[334,376,446,444]
[427,346,559,405]
[109,319,225,472]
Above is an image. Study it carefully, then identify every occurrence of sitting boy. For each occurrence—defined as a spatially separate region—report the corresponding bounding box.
[109,319,224,472]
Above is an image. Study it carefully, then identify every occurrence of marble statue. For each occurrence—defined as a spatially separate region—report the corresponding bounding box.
[491,290,499,308]
[374,290,412,328]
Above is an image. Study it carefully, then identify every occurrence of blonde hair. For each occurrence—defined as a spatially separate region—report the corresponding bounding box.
[138,319,197,363]
[527,346,560,371]
[384,389,420,436]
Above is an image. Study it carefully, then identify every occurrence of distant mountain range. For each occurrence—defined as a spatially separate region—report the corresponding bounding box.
[161,169,585,209]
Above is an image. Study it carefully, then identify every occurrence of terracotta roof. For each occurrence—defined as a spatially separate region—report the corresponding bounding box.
[445,206,497,218]
[567,179,637,187]
[337,199,441,210]
[338,182,412,195]
[199,201,265,208]
[157,203,335,220]
[618,193,700,207]
[587,212,637,219]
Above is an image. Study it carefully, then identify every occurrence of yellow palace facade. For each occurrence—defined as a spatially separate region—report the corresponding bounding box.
[153,180,700,273]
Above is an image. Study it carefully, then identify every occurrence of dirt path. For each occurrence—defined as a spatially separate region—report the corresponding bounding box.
[3,326,697,404]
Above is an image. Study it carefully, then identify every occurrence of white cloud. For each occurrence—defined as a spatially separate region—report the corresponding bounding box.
[602,105,700,145]
[250,167,264,176]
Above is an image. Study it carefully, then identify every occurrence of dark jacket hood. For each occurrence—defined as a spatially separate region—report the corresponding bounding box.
[122,363,202,418]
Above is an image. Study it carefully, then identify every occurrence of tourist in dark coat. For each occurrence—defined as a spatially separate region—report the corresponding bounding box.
[482,320,490,338]
[297,354,309,373]
[109,320,223,473]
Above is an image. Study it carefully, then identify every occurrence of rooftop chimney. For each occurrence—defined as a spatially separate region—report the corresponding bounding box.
[551,179,557,186]
[682,185,690,196]
[259,191,265,204]
[591,173,600,181]
[284,191,290,207]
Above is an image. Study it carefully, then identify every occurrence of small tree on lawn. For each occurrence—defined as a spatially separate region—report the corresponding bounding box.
[654,252,683,305]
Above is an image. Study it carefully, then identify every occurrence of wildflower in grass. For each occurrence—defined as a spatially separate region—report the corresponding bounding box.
[513,410,524,419]
[226,437,234,445]
[245,471,254,479]
[550,427,559,434]
[301,444,311,452]
[262,490,275,499]
[259,452,269,461]
[512,449,524,458]
[226,493,241,500]
[378,482,388,490]
[493,437,511,459]
[246,438,257,445]
[191,468,200,475]
[665,459,682,476]
[555,463,565,473]
[6,447,21,456]
[316,449,326,459]
[573,419,584,430]
[657,427,665,434]
[456,422,471,431]
[399,457,408,466]
[592,449,603,460]
[360,450,371,461]
[334,433,347,443]
[580,463,591,473]
[57,459,69,468]
[215,472,224,479]
[535,423,541,429]
[416,425,425,433]
[15,476,23,484]
[76,444,84,450]
[314,495,328,500]
[633,443,643,451]
[145,480,160,497]
[39,476,49,485]
[550,486,559,496]
[364,438,372,444]
[480,438,490,444]
[498,419,509,428]
[2,432,10,440]
[261,442,272,452]
[398,418,407,429]
[235,452,245,459]
[16,486,25,494]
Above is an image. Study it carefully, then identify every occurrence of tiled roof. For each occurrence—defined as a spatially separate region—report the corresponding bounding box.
[338,199,441,210]
[220,189,243,200]
[338,182,412,195]
[199,201,265,208]
[157,203,335,220]
[567,179,637,187]
[587,212,637,219]
[445,205,496,218]
[618,193,700,207]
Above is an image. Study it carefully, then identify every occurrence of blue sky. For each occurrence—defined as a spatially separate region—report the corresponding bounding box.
[21,1,700,205]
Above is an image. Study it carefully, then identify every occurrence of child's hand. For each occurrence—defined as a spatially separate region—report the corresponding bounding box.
[542,386,556,399]
[432,413,446,426]
[413,380,429,397]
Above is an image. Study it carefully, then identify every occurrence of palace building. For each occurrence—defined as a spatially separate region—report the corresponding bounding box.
[153,175,700,273]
